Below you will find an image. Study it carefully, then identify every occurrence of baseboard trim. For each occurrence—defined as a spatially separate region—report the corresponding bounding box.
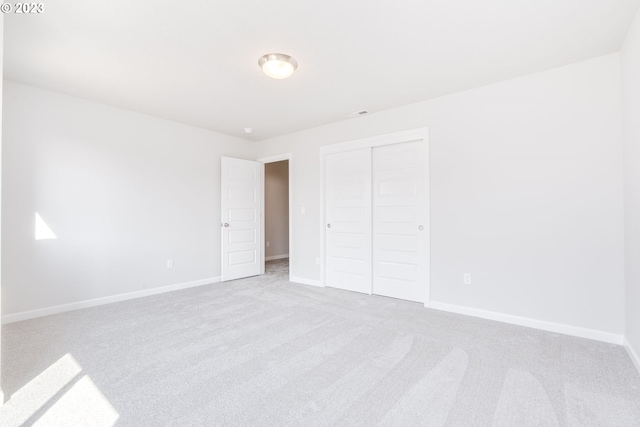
[289,276,323,287]
[1,276,221,324]
[265,254,289,261]
[430,301,623,345]
[624,337,640,375]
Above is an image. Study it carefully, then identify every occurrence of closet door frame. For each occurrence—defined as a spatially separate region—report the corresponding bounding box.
[320,127,431,307]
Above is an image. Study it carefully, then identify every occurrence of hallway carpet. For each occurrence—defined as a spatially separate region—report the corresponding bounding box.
[2,259,639,426]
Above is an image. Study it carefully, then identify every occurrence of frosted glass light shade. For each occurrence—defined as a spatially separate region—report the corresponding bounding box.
[258,53,298,79]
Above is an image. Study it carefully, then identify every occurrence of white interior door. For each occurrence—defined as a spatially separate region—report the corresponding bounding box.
[372,141,428,302]
[221,157,263,281]
[324,148,372,294]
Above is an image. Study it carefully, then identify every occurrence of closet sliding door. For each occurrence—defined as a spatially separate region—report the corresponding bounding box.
[324,148,372,294]
[372,141,428,303]
[322,128,430,304]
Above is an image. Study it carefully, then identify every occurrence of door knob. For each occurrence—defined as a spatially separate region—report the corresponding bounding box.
[223,223,230,227]
[418,225,424,231]
[327,224,331,228]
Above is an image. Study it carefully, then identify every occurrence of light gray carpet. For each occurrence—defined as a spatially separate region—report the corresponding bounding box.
[2,259,640,426]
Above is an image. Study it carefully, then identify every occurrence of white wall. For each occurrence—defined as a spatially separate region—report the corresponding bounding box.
[265,160,289,259]
[256,54,625,337]
[0,14,5,404]
[1,81,254,316]
[622,8,640,363]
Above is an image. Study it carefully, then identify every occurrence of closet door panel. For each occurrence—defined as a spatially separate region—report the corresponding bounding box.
[324,149,372,294]
[372,141,428,302]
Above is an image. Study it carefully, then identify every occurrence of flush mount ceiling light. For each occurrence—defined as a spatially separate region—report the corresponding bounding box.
[258,53,298,79]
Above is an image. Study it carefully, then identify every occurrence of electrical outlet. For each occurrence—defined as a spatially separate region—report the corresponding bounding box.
[315,257,320,265]
[266,241,270,247]
[301,207,306,215]
[464,273,471,285]
[167,259,174,269]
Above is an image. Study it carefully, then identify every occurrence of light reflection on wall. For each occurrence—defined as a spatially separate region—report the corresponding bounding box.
[35,213,57,240]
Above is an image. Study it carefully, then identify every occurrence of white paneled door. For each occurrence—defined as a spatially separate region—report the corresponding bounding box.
[372,141,428,303]
[324,148,372,294]
[221,157,263,281]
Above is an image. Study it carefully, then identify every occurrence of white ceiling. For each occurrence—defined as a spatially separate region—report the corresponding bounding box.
[5,0,640,141]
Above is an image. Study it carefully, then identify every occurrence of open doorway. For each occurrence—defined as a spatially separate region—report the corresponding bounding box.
[262,156,291,278]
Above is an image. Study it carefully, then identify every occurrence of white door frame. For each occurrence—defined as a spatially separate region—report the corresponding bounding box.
[320,128,431,307]
[258,153,293,282]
